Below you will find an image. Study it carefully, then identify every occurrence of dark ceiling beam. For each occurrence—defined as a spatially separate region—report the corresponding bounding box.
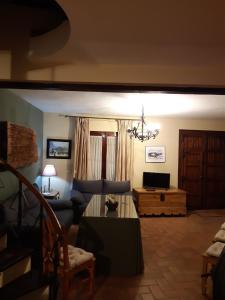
[1,80,225,95]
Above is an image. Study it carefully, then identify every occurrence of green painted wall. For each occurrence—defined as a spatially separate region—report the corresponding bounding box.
[0,89,43,202]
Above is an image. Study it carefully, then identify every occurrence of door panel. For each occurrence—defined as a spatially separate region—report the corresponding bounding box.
[204,134,225,209]
[179,130,225,210]
[179,131,205,209]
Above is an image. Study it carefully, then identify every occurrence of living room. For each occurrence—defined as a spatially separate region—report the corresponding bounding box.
[1,0,225,299]
[1,86,225,299]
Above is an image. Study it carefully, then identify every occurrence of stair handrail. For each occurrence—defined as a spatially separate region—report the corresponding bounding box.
[0,160,71,299]
[0,160,63,236]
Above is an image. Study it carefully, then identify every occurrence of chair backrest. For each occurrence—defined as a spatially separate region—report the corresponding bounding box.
[42,214,69,275]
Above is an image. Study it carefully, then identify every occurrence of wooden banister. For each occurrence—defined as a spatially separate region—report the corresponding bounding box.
[0,160,62,235]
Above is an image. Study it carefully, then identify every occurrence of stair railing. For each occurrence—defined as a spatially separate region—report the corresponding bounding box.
[0,160,69,300]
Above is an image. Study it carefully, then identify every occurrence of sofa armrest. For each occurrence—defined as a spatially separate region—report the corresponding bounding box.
[47,199,73,210]
[70,190,86,205]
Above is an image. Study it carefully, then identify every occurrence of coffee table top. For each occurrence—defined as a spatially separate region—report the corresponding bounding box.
[83,194,138,219]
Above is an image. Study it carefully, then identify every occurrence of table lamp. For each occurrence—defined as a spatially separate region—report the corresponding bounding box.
[42,164,56,193]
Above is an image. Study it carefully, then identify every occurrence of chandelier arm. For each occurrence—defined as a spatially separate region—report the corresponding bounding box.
[127,106,159,142]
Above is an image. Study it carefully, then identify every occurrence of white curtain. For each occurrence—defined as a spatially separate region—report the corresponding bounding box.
[88,136,102,179]
[73,117,89,179]
[106,136,116,180]
[115,120,134,184]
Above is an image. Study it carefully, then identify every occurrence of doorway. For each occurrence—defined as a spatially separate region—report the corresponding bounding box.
[178,129,225,210]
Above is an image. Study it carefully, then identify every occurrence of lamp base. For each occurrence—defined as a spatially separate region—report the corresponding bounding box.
[48,177,51,193]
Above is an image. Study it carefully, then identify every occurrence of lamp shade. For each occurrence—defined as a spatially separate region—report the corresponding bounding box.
[42,164,56,176]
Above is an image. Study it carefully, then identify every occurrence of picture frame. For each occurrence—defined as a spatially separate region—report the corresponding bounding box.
[145,146,166,163]
[46,139,72,159]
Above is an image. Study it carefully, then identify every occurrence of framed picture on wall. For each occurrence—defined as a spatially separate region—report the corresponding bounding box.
[47,139,72,159]
[145,146,166,163]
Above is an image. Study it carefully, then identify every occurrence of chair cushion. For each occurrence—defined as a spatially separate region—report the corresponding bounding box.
[60,245,94,268]
[206,242,225,257]
[71,190,86,205]
[214,230,225,243]
[103,180,130,194]
[73,179,103,194]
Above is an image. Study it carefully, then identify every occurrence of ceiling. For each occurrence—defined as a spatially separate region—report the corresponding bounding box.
[1,0,225,85]
[44,0,225,66]
[10,89,225,119]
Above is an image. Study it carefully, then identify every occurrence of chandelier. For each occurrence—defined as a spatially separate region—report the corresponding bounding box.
[127,106,160,142]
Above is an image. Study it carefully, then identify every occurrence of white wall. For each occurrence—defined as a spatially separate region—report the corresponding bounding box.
[43,113,225,197]
[42,113,74,199]
[133,117,225,188]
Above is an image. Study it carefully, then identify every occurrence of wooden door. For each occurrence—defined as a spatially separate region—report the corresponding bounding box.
[179,130,206,209]
[205,133,225,209]
[179,130,225,210]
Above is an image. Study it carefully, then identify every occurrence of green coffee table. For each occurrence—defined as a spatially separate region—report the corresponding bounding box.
[76,194,144,275]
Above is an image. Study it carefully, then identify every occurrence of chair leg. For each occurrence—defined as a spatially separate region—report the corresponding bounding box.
[88,261,95,294]
[201,256,209,296]
[61,276,70,300]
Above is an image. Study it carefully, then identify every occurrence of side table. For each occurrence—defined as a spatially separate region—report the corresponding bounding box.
[42,191,60,200]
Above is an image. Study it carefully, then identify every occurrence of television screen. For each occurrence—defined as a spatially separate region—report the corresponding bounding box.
[143,172,170,189]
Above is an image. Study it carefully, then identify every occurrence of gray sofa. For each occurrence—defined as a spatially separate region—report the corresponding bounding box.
[2,183,75,230]
[70,179,132,223]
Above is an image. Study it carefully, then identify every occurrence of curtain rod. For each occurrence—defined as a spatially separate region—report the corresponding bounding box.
[60,114,140,121]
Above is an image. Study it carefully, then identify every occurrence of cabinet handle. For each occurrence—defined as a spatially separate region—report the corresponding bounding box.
[160,194,165,201]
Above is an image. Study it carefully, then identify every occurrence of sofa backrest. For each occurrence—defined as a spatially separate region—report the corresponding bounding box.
[103,180,130,194]
[73,179,103,194]
[72,179,130,194]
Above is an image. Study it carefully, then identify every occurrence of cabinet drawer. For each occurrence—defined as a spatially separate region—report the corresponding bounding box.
[139,206,187,216]
[139,194,160,201]
[164,194,186,206]
[139,199,165,207]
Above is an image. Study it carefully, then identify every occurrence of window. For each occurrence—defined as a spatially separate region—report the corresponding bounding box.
[89,131,117,179]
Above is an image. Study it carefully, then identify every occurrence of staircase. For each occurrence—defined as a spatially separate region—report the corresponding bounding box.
[0,228,51,300]
[0,160,58,300]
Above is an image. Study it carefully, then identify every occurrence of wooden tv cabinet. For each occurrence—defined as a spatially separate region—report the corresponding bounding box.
[133,188,187,216]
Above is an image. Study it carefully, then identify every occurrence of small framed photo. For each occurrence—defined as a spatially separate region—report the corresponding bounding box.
[47,139,72,159]
[145,146,166,163]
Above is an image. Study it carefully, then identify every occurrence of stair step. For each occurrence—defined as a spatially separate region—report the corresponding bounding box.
[17,285,50,300]
[0,234,7,252]
[0,248,32,288]
[0,270,54,300]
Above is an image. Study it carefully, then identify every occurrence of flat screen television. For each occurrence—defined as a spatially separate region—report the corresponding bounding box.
[143,172,170,189]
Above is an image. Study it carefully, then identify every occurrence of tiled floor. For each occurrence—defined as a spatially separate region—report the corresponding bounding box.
[68,210,225,300]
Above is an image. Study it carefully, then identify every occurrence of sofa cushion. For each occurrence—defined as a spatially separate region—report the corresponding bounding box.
[54,210,74,229]
[103,180,130,194]
[47,199,73,210]
[82,193,93,203]
[73,179,103,194]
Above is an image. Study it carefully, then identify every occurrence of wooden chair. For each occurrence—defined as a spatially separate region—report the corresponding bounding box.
[201,253,218,296]
[42,214,95,300]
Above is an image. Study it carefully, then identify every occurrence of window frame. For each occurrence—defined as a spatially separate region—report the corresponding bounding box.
[90,131,117,179]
